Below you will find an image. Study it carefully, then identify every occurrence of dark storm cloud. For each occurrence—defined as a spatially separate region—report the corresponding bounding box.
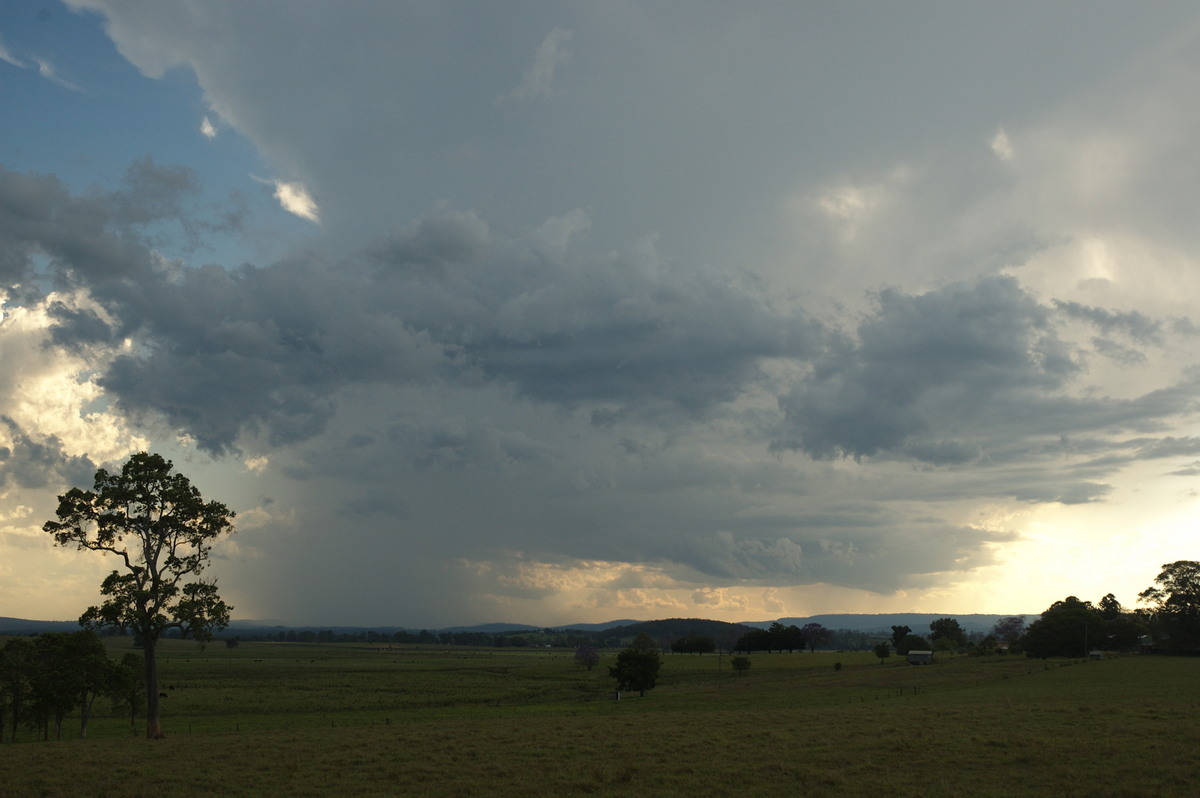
[1053,299,1163,345]
[95,254,451,453]
[774,276,1075,462]
[372,210,491,271]
[773,276,1200,474]
[0,164,152,287]
[373,217,822,419]
[1069,435,1200,475]
[0,159,236,295]
[0,417,94,491]
[673,514,1012,590]
[4,163,821,453]
[0,163,445,452]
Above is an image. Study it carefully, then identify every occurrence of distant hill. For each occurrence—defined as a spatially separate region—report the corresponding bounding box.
[0,617,80,635]
[550,619,644,632]
[602,618,755,648]
[743,613,1032,635]
[438,622,540,634]
[1,613,1036,639]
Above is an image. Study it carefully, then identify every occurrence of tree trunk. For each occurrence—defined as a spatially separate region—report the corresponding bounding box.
[79,691,93,738]
[144,638,164,739]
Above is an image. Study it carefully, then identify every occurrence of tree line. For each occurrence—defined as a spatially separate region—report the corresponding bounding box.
[733,621,834,653]
[0,630,144,743]
[866,561,1200,661]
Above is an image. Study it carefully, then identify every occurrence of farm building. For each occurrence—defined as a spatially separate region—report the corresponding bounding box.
[907,650,934,665]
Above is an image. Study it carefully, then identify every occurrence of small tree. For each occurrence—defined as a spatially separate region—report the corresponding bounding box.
[990,616,1026,649]
[44,452,235,738]
[873,642,891,664]
[730,656,751,676]
[111,653,146,734]
[574,645,600,670]
[609,634,661,697]
[801,623,831,653]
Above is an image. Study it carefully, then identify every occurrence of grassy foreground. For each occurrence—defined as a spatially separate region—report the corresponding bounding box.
[1,639,1198,797]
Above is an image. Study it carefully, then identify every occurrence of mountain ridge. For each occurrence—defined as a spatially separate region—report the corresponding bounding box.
[2,612,1033,637]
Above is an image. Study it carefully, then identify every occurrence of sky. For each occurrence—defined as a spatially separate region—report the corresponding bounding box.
[2,1,1200,629]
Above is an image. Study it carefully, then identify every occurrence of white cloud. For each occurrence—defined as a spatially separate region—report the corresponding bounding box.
[761,588,785,615]
[0,294,146,463]
[990,128,1014,161]
[256,176,319,223]
[0,33,24,68]
[532,208,590,258]
[499,27,573,102]
[243,455,269,473]
[200,116,217,139]
[34,57,84,92]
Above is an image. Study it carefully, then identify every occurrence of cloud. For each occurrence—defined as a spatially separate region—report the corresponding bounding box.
[14,2,1200,626]
[200,116,217,139]
[990,128,1014,162]
[0,33,24,68]
[259,178,319,223]
[774,277,1077,463]
[372,208,491,271]
[771,275,1200,513]
[693,532,806,580]
[4,161,816,454]
[34,57,84,92]
[499,27,573,102]
[0,418,95,492]
[1053,299,1163,345]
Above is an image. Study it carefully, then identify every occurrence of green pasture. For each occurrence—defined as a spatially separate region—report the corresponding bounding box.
[2,639,1198,796]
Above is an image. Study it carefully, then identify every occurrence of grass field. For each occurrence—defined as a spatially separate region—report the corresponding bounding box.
[1,639,1198,796]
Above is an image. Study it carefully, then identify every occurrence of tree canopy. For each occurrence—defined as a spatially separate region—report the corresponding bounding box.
[929,617,966,651]
[1022,597,1103,658]
[1140,560,1200,653]
[735,622,805,653]
[800,623,831,652]
[44,452,235,738]
[670,635,716,654]
[609,634,662,697]
[895,634,929,655]
[990,616,1026,645]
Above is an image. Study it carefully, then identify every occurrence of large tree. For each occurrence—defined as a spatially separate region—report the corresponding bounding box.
[929,617,966,652]
[1022,596,1102,658]
[44,452,235,738]
[1139,560,1200,653]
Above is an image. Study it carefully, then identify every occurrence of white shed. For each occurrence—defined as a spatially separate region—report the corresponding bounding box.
[907,650,934,665]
